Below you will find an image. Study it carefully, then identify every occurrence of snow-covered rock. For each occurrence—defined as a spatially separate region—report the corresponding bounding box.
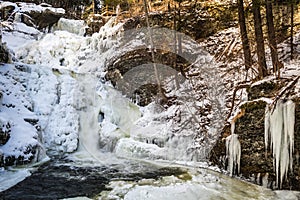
[0,1,65,30]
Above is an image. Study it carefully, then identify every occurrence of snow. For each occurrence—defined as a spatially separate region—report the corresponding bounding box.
[2,23,40,53]
[0,64,40,161]
[17,2,65,14]
[265,100,295,188]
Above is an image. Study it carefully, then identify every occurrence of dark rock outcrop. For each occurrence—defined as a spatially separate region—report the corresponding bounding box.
[0,44,10,63]
[22,7,64,30]
[0,120,11,145]
[210,79,300,190]
[105,48,189,106]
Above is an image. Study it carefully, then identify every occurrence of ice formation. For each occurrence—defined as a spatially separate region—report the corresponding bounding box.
[52,18,87,36]
[0,6,226,166]
[265,100,295,188]
[226,122,241,176]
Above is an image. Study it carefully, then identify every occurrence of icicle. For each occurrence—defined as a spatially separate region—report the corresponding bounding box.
[264,107,270,154]
[284,100,295,173]
[264,100,295,188]
[226,122,241,176]
[262,173,269,188]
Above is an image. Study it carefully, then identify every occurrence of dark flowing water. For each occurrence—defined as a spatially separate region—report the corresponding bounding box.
[0,158,184,200]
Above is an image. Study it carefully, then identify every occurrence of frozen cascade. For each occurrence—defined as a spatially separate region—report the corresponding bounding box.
[265,100,295,188]
[226,122,241,176]
[52,18,87,36]
[8,14,226,163]
[69,71,144,162]
[76,74,102,157]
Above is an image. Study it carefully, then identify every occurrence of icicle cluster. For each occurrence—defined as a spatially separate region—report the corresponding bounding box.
[226,122,241,176]
[265,100,295,188]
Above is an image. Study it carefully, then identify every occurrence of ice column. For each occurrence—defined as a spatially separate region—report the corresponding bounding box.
[265,100,295,188]
[226,122,241,176]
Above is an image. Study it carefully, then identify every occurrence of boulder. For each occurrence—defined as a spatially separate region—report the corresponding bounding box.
[22,8,64,30]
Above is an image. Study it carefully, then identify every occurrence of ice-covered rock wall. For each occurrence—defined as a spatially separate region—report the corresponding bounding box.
[1,11,226,166]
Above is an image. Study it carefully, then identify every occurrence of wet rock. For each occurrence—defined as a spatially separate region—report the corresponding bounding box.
[0,44,10,63]
[24,118,39,126]
[0,90,2,105]
[85,14,106,35]
[0,119,11,146]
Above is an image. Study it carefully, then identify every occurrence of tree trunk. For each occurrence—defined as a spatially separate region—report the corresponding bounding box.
[0,22,2,44]
[142,0,167,103]
[265,0,279,75]
[252,0,268,78]
[238,0,252,70]
[177,2,182,55]
[291,2,294,60]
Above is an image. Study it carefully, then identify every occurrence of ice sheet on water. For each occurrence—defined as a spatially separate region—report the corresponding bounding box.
[101,168,281,200]
[0,168,31,192]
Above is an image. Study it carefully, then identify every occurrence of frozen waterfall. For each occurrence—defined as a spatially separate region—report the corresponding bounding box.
[226,122,241,176]
[265,100,295,188]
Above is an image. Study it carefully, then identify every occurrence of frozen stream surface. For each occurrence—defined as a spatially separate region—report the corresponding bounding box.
[1,156,300,200]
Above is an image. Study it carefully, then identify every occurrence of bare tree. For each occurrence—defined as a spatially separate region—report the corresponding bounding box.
[265,0,280,77]
[142,0,167,103]
[290,1,294,60]
[252,0,268,78]
[238,0,252,71]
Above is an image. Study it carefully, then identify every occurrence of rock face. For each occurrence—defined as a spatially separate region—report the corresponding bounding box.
[210,78,300,190]
[105,48,189,106]
[0,2,65,30]
[0,119,11,145]
[123,3,237,41]
[0,44,10,63]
